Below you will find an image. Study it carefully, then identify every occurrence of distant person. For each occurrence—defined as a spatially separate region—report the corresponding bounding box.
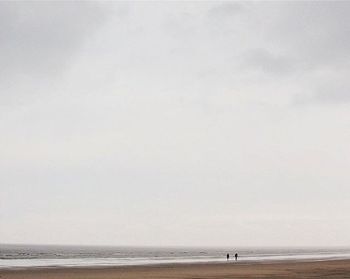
[226,253,230,261]
[235,253,238,261]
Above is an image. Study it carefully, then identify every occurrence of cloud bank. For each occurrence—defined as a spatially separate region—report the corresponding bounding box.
[0,2,349,246]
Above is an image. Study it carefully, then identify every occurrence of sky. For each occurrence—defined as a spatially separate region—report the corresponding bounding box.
[0,1,350,247]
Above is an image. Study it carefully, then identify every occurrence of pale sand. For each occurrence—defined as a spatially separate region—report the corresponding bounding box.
[2,260,350,279]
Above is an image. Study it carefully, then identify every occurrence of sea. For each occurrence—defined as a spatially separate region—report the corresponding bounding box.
[1,244,350,269]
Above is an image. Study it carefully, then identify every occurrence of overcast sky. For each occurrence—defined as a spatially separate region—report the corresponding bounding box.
[1,1,350,247]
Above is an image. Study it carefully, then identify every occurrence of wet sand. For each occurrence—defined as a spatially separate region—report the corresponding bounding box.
[1,259,350,279]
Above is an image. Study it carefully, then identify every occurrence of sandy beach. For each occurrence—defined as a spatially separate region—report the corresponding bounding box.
[1,259,350,279]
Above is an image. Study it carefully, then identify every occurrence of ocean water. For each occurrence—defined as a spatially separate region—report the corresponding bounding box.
[1,244,350,269]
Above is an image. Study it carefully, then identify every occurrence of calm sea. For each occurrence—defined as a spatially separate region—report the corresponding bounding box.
[1,244,350,269]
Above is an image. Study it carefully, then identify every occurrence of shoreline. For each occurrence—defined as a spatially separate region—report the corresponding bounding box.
[2,259,350,278]
[1,256,350,270]
[0,258,348,270]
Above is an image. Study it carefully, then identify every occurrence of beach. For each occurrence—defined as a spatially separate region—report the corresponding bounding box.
[2,259,350,279]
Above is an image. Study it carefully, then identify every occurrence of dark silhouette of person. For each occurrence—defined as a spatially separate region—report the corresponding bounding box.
[235,253,238,261]
[226,253,230,261]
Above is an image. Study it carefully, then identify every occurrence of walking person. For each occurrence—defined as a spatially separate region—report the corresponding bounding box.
[235,253,238,261]
[226,253,230,261]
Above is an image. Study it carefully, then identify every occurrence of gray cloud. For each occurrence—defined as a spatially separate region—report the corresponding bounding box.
[207,2,244,18]
[268,1,350,69]
[0,2,112,107]
[313,90,350,104]
[0,2,108,79]
[295,84,350,105]
[241,48,294,75]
